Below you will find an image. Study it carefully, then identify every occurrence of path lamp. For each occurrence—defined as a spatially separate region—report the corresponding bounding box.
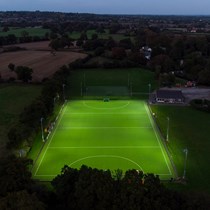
[62,84,66,101]
[40,117,44,142]
[166,117,170,142]
[183,148,188,179]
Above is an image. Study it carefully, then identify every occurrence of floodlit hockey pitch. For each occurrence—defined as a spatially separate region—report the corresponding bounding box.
[32,100,175,181]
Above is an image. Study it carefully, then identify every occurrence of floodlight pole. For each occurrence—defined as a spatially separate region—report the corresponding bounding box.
[166,117,170,142]
[130,82,132,96]
[62,84,66,101]
[40,117,44,142]
[81,82,83,96]
[148,83,151,102]
[84,73,86,87]
[148,83,151,95]
[183,148,188,179]
[128,73,130,87]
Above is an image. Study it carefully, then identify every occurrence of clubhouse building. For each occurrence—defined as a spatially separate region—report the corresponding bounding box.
[154,89,185,104]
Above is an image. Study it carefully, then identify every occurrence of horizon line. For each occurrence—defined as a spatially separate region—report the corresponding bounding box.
[0,10,210,17]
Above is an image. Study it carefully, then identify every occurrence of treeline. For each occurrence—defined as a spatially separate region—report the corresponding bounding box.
[190,99,210,112]
[0,159,210,209]
[6,65,69,150]
[49,26,210,86]
[0,33,48,46]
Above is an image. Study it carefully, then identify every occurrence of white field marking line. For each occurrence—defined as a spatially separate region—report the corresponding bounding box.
[34,174,56,177]
[34,173,172,177]
[58,126,152,129]
[48,146,160,149]
[34,105,68,176]
[144,102,172,175]
[158,174,172,176]
[83,101,130,110]
[34,172,172,177]
[69,155,144,172]
[64,112,148,115]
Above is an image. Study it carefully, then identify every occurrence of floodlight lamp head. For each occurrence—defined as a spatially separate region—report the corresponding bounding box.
[183,148,188,153]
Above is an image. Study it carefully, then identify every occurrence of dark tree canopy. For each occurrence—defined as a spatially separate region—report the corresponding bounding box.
[15,66,33,82]
[51,165,210,210]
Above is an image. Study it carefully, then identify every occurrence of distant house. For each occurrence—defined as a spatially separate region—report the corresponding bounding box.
[155,89,185,104]
[140,46,152,60]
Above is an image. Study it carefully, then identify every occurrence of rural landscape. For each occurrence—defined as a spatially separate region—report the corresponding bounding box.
[1,10,210,209]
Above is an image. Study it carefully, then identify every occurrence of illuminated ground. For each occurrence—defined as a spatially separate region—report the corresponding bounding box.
[32,100,175,181]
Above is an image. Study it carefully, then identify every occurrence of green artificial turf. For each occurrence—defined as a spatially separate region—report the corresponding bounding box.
[32,100,175,181]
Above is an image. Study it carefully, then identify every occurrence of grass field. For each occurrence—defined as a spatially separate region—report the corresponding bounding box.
[32,100,175,181]
[0,27,50,37]
[150,105,210,193]
[69,29,134,41]
[0,84,42,156]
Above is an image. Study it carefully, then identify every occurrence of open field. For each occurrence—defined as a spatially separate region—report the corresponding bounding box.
[150,105,210,193]
[0,27,50,37]
[0,84,42,156]
[0,45,87,81]
[69,29,134,41]
[32,100,175,181]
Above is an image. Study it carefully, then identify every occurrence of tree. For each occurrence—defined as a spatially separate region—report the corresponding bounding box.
[0,156,33,196]
[7,124,27,149]
[198,69,210,85]
[6,34,17,44]
[2,26,9,32]
[112,47,126,59]
[49,39,60,51]
[15,66,33,82]
[91,33,98,40]
[0,190,45,210]
[150,54,176,73]
[8,63,15,71]
[79,32,88,41]
[19,30,31,43]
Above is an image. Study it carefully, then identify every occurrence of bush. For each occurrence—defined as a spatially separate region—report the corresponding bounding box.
[190,99,210,112]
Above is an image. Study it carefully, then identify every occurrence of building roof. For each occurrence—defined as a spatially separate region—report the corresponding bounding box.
[156,89,184,100]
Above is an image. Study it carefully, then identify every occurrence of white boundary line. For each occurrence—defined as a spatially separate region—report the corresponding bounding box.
[48,146,160,149]
[34,105,68,176]
[64,112,148,115]
[58,126,152,129]
[144,102,172,175]
[83,101,130,110]
[34,173,172,177]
